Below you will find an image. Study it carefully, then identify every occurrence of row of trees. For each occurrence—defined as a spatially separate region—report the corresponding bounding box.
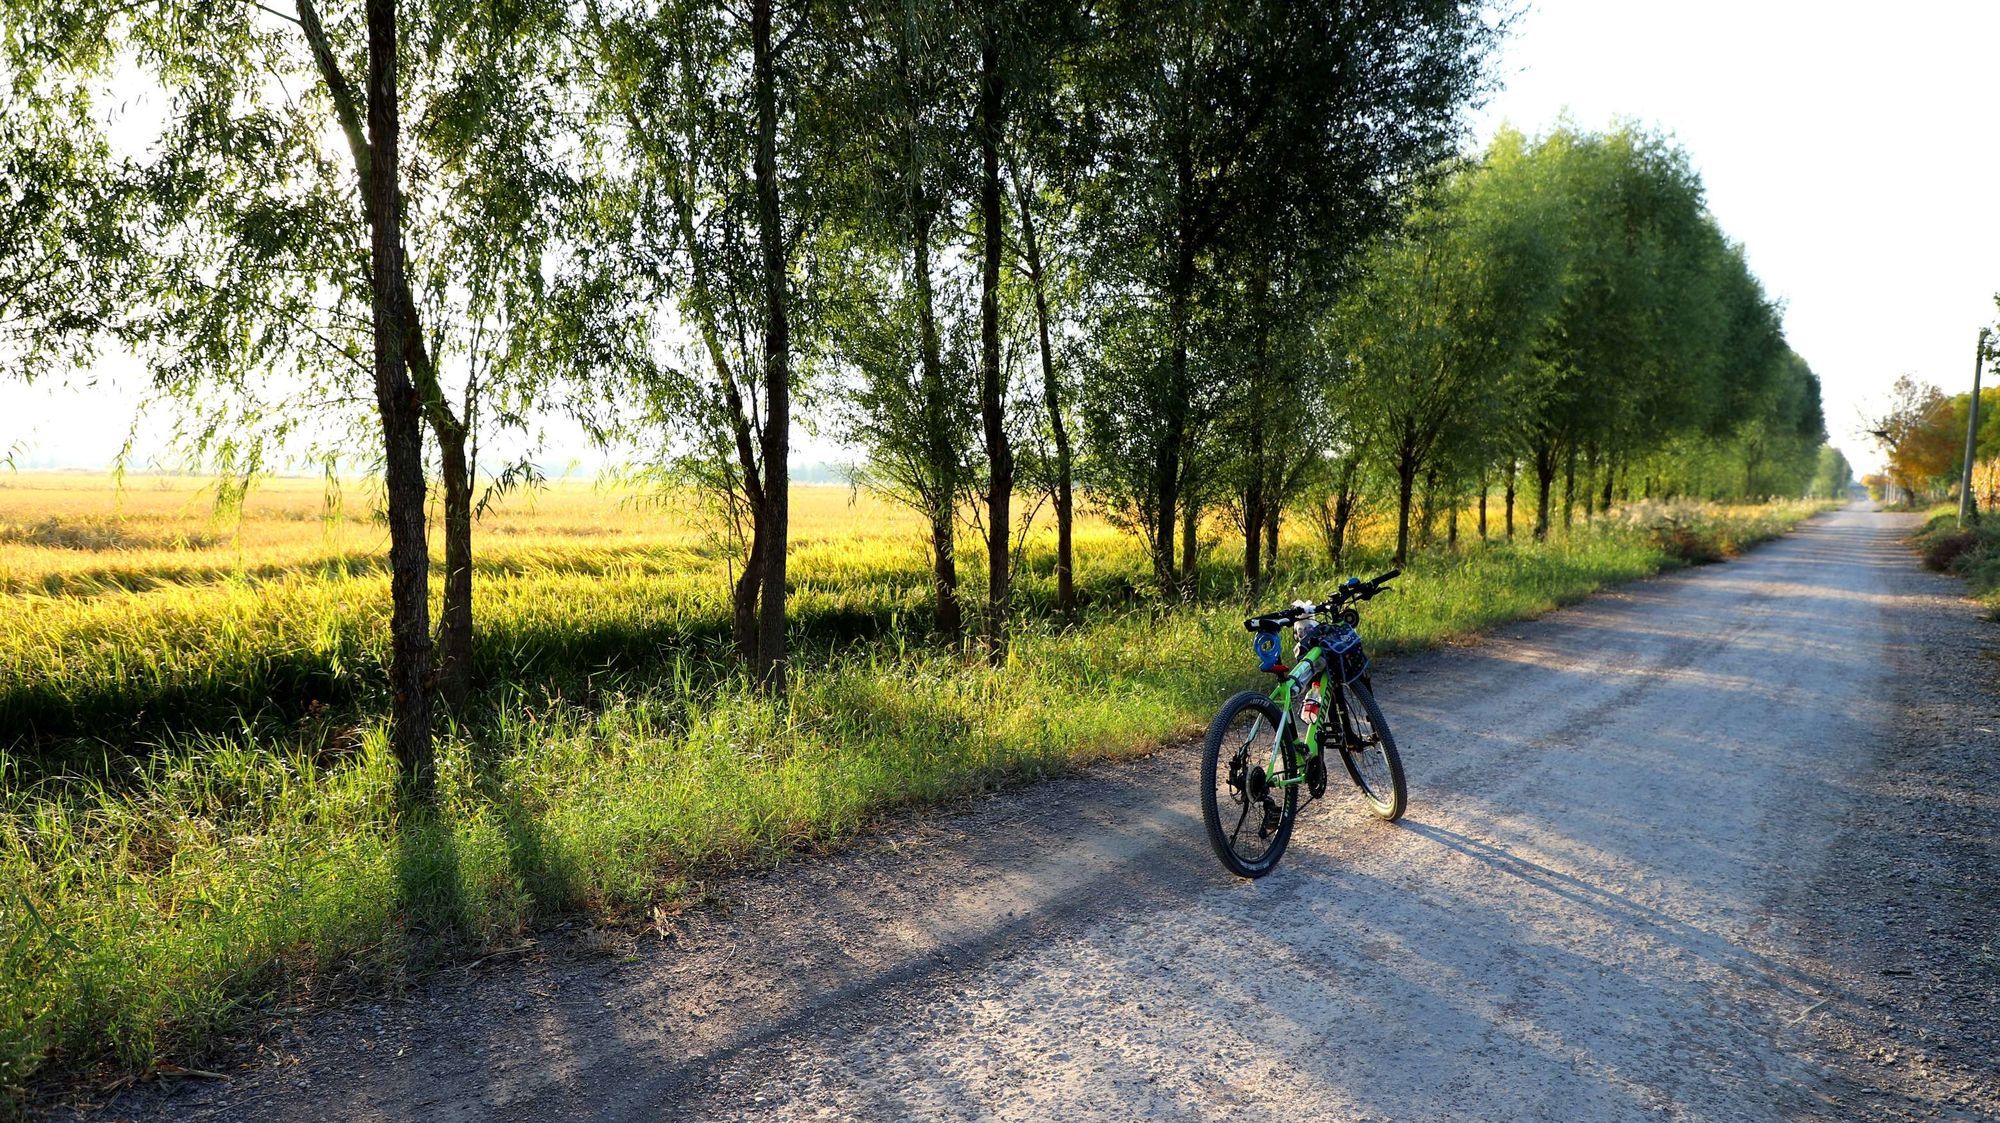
[2,0,1828,791]
[1325,125,1831,566]
[4,0,1501,787]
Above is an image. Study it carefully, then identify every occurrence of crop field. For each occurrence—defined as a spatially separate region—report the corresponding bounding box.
[0,471,1834,1098]
[0,473,1154,753]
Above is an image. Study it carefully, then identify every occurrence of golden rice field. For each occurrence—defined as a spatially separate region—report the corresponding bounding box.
[0,472,1156,751]
[0,470,1835,1103]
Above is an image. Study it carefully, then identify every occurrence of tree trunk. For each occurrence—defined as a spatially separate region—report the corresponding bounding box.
[1533,442,1556,541]
[1602,456,1616,512]
[363,0,433,794]
[1318,459,1357,569]
[1179,487,1198,596]
[1583,444,1600,521]
[1332,483,1355,568]
[751,0,789,692]
[669,123,765,670]
[434,421,473,713]
[1242,266,1271,595]
[930,502,962,637]
[1243,479,1264,591]
[732,525,763,667]
[1562,444,1577,532]
[1477,470,1488,541]
[1156,138,1195,598]
[1447,496,1459,550]
[976,9,1010,665]
[1418,463,1438,549]
[1263,502,1278,573]
[1155,443,1178,594]
[898,11,960,642]
[1505,459,1516,540]
[1394,453,1417,566]
[1009,165,1074,621]
[912,220,960,638]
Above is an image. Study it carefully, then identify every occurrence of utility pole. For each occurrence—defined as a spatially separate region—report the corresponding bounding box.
[1960,327,1990,527]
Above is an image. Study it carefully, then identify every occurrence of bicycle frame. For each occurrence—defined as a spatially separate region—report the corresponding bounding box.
[1258,648,1353,787]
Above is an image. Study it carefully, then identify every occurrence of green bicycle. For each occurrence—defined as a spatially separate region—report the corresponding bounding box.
[1201,570,1408,879]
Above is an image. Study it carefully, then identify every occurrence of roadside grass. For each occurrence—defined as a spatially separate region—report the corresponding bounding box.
[0,483,1832,1104]
[1910,508,2000,613]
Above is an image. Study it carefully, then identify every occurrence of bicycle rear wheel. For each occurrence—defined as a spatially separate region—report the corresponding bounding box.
[1200,691,1298,878]
[1338,678,1406,821]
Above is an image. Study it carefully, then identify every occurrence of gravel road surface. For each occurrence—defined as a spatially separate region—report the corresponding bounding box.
[77,507,2000,1122]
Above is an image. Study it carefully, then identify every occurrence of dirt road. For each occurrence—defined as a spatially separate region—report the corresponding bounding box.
[87,507,2000,1122]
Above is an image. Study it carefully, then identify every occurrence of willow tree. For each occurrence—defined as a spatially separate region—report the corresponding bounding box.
[6,0,588,782]
[1335,138,1567,565]
[824,0,979,642]
[0,0,437,781]
[1077,0,1500,594]
[0,43,139,385]
[586,0,812,688]
[1516,125,1727,535]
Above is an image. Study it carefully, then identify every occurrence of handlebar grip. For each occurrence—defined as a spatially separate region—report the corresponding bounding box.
[1373,569,1400,584]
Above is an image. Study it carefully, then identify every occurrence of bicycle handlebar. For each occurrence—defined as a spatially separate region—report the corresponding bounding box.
[1242,569,1400,632]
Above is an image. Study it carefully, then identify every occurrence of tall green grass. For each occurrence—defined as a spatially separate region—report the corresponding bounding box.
[0,498,1830,1104]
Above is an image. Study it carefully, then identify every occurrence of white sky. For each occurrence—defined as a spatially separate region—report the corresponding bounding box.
[8,1,1996,475]
[1468,0,2000,475]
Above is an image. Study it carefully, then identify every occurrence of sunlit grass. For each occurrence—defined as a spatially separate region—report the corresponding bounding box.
[0,474,1832,1099]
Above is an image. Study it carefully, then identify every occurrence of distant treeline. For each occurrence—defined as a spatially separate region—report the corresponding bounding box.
[4,0,1832,783]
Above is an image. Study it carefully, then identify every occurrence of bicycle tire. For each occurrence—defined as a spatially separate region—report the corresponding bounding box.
[1338,677,1407,821]
[1200,690,1298,878]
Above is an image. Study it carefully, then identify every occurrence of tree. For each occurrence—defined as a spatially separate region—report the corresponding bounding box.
[358,0,435,788]
[1806,444,1853,501]
[9,0,461,785]
[1870,376,1960,502]
[11,0,610,777]
[0,42,140,382]
[822,0,979,641]
[586,0,810,688]
[1510,124,1729,534]
[1335,146,1565,565]
[998,0,1091,621]
[1077,0,1499,594]
[406,0,588,712]
[973,0,1014,664]
[1007,153,1081,618]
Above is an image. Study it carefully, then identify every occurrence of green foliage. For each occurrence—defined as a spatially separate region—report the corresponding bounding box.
[0,52,139,380]
[1074,0,1502,585]
[1333,139,1569,559]
[1328,122,1829,547]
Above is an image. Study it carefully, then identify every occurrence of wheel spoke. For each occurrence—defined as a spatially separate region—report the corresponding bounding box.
[1205,697,1299,874]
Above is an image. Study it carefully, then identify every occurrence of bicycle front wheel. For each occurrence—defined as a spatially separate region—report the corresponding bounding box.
[1338,678,1407,821]
[1200,691,1298,878]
